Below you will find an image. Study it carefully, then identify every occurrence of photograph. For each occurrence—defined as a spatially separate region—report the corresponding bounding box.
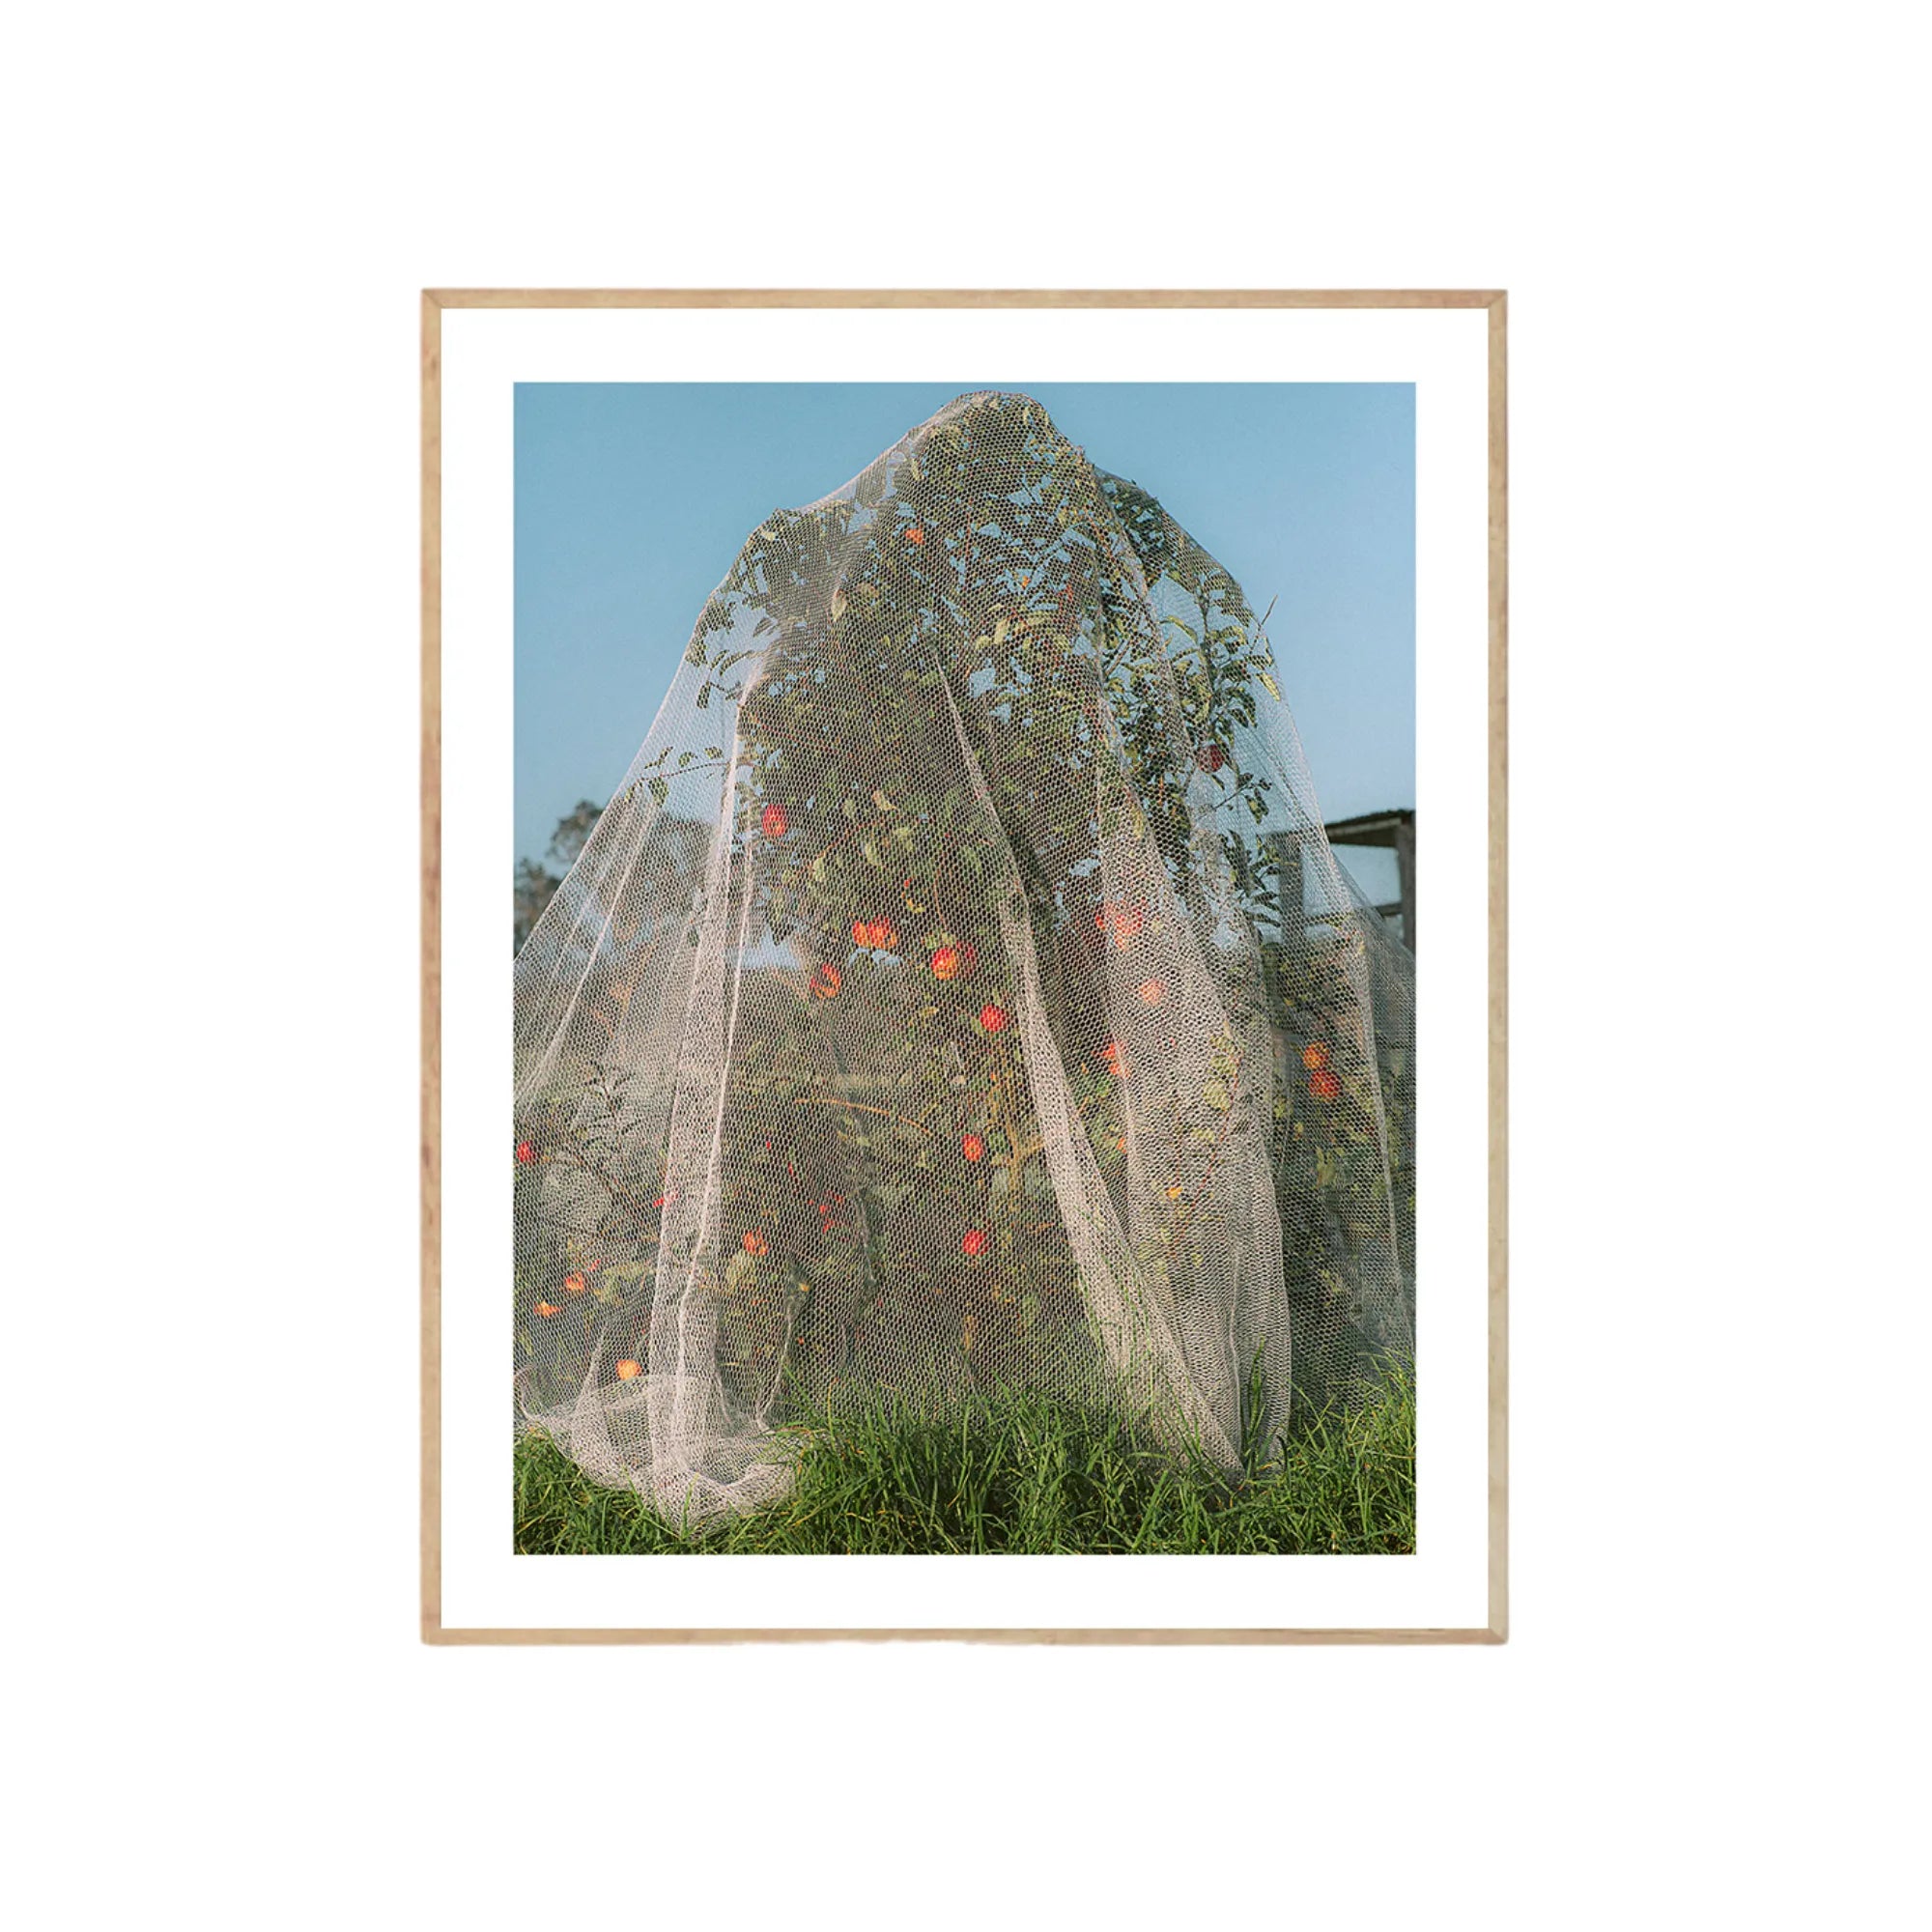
[424,290,1500,1640]
[508,379,1421,1556]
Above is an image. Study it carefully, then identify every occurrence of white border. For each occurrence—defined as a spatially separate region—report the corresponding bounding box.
[440,305,1490,1630]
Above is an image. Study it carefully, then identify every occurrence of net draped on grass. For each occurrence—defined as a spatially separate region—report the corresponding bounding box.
[514,391,1415,1530]
[516,1377,1416,1556]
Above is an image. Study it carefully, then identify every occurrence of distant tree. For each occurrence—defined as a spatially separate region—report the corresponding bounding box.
[514,799,603,952]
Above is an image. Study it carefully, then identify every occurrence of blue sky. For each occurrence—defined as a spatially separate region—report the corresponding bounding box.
[516,383,1414,892]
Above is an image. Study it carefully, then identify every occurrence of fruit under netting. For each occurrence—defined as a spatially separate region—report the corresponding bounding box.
[514,391,1415,1527]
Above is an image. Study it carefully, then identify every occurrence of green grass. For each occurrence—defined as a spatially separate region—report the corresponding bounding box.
[514,1374,1414,1554]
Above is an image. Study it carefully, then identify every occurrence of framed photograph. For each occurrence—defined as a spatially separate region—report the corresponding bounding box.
[422,289,1506,1643]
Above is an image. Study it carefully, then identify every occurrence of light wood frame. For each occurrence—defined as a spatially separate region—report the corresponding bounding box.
[421,289,1507,1644]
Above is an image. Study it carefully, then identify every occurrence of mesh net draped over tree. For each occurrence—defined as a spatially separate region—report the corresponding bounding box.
[514,391,1414,1526]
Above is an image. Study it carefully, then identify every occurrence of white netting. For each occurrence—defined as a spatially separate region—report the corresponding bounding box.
[514,391,1414,1526]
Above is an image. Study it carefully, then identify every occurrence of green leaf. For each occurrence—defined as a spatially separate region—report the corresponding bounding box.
[647,776,668,807]
[1202,1078,1233,1112]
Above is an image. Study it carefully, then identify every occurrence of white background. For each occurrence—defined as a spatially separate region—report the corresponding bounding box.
[441,306,1490,1632]
[4,4,1923,1928]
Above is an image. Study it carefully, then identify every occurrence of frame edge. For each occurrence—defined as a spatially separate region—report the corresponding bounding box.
[422,290,444,1643]
[1487,292,1509,1645]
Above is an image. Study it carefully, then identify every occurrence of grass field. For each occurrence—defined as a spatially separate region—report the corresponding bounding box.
[514,1373,1415,1554]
